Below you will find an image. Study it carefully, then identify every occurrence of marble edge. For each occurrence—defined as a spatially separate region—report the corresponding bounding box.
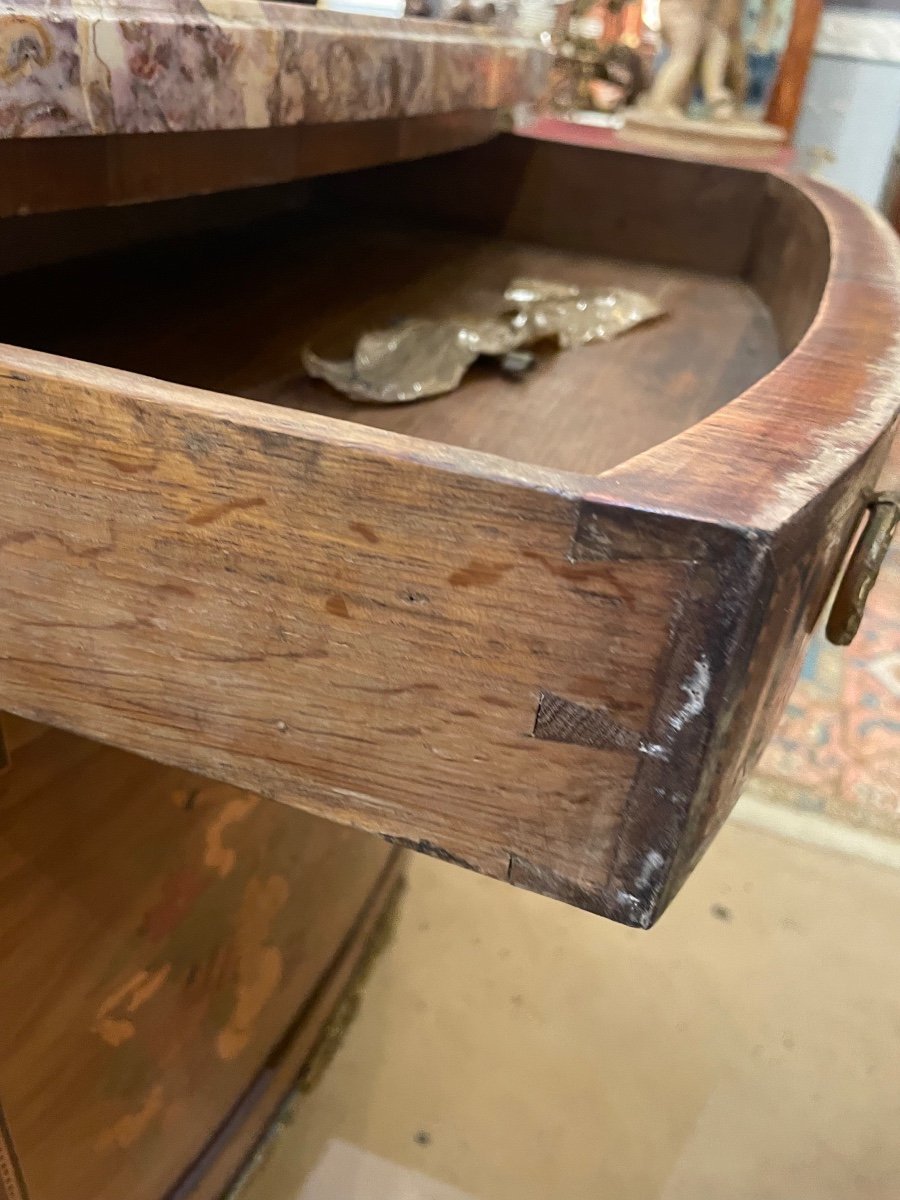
[2,0,536,47]
[0,0,548,140]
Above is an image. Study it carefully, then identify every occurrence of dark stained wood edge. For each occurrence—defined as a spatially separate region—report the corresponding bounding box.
[0,1104,28,1200]
[0,113,504,222]
[508,508,774,927]
[746,172,831,355]
[596,521,773,925]
[166,852,403,1200]
[0,178,315,279]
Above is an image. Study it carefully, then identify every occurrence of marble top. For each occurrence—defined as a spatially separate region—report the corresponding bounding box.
[0,0,547,138]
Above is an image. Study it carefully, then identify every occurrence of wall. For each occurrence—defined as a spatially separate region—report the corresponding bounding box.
[793,5,900,205]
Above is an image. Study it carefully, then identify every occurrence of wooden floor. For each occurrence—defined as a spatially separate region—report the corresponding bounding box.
[6,213,780,478]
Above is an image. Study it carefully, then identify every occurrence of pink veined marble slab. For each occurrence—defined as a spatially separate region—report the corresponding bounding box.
[0,0,548,139]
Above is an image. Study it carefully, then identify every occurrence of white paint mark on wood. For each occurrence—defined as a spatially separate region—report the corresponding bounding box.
[670,656,711,733]
[635,849,665,891]
[640,740,668,759]
[329,786,385,807]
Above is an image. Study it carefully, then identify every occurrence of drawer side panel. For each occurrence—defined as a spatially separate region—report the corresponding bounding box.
[0,362,687,911]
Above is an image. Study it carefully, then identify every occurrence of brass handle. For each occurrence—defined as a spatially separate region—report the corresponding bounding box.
[826,492,899,646]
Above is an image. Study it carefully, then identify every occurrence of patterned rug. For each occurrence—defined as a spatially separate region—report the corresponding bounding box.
[747,544,899,837]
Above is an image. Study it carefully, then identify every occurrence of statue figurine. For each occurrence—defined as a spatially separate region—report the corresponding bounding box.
[643,0,748,120]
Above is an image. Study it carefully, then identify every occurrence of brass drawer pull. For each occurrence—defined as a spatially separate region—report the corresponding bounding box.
[827,492,899,646]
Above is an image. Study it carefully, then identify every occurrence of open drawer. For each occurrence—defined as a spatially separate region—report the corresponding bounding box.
[0,134,897,926]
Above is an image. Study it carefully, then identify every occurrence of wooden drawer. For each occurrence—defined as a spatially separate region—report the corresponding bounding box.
[0,133,897,927]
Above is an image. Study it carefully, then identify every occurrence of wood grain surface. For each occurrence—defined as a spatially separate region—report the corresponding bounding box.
[0,135,897,925]
[5,213,779,478]
[0,1104,26,1200]
[0,717,396,1200]
[0,114,503,221]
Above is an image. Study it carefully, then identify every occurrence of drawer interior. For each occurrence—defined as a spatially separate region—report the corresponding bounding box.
[1,137,825,478]
[0,136,850,927]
